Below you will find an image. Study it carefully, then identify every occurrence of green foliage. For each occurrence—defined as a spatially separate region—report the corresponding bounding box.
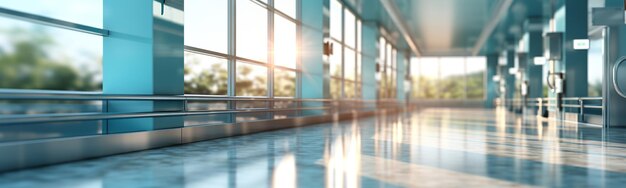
[274,70,295,97]
[377,69,397,99]
[413,71,484,99]
[184,60,228,95]
[235,64,267,96]
[466,71,485,99]
[588,80,602,97]
[0,27,100,91]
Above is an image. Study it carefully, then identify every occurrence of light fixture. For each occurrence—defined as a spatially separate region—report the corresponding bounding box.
[508,67,517,75]
[323,42,334,56]
[533,57,546,65]
[498,57,506,65]
[492,75,501,82]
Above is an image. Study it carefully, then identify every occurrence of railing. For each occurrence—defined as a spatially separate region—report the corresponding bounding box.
[511,97,603,122]
[0,89,403,142]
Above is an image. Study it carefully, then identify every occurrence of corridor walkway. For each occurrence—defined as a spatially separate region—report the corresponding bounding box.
[1,108,626,187]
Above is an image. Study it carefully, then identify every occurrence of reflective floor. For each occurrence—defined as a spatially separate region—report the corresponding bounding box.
[2,108,626,187]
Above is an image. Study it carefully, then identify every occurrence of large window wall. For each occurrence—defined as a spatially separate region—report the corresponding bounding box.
[378,37,397,99]
[588,30,603,97]
[329,0,363,99]
[185,0,298,97]
[0,1,103,91]
[410,56,486,100]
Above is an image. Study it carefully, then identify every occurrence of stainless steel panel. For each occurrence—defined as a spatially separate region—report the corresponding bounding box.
[592,7,624,26]
[0,129,182,172]
[0,109,388,172]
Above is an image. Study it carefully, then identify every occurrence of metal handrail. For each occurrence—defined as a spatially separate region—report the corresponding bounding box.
[525,97,602,107]
[525,97,603,122]
[0,91,382,103]
[0,107,333,125]
[0,90,399,126]
[0,7,109,36]
[562,97,603,101]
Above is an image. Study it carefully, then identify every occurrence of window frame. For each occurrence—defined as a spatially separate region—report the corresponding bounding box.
[329,0,364,99]
[184,0,302,98]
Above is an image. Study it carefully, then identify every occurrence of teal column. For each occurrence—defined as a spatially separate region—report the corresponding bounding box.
[301,0,324,99]
[103,0,184,133]
[361,22,378,104]
[525,18,543,113]
[549,0,587,114]
[505,49,515,110]
[396,51,406,102]
[300,0,326,114]
[561,0,588,98]
[485,54,498,108]
[297,2,328,186]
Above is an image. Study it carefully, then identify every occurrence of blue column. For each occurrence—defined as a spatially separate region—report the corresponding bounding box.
[103,0,184,133]
[525,18,543,113]
[300,0,326,115]
[301,0,325,99]
[561,0,588,98]
[361,22,378,104]
[485,54,498,108]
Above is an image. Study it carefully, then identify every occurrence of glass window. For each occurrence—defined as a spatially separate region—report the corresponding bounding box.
[184,52,228,95]
[0,17,102,91]
[274,69,296,97]
[330,78,342,99]
[440,57,465,99]
[330,0,342,41]
[386,44,392,67]
[355,83,362,98]
[345,80,355,98]
[410,57,419,98]
[274,14,297,69]
[236,62,268,96]
[344,48,356,81]
[418,58,439,99]
[274,0,296,18]
[391,49,397,69]
[237,1,268,62]
[466,57,485,99]
[588,34,603,97]
[330,42,343,78]
[356,53,362,82]
[542,63,549,97]
[185,0,228,54]
[411,56,487,100]
[356,20,362,52]
[0,0,103,27]
[344,9,356,48]
[379,37,386,63]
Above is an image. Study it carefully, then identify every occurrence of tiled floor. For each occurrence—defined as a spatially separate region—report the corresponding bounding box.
[1,108,626,187]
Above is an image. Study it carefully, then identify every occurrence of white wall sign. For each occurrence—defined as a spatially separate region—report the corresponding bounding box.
[573,39,589,50]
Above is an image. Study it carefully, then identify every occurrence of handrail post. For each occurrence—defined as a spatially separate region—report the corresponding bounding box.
[579,98,584,123]
[538,98,542,117]
[103,99,109,134]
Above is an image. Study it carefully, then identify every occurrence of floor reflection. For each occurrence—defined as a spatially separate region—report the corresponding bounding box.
[1,108,626,187]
